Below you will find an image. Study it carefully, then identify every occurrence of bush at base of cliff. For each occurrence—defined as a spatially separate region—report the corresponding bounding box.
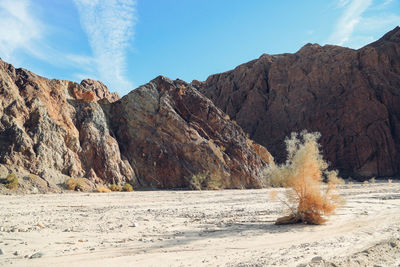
[65,178,90,191]
[97,186,111,193]
[4,173,19,190]
[187,172,222,190]
[266,131,342,225]
[109,184,122,192]
[122,183,133,192]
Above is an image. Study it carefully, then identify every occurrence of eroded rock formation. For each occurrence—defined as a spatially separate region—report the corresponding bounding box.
[0,60,136,191]
[196,27,400,178]
[0,60,271,191]
[110,76,271,188]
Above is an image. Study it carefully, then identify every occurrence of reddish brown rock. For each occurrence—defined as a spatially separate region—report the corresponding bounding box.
[80,79,120,103]
[110,76,271,188]
[196,27,400,178]
[0,59,136,190]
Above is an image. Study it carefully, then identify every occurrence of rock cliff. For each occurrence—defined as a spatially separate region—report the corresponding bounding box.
[0,60,270,192]
[196,27,400,178]
[110,76,271,188]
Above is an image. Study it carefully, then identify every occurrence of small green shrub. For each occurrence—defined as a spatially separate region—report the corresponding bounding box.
[188,173,207,190]
[187,172,222,190]
[109,184,122,192]
[5,173,18,190]
[122,183,133,192]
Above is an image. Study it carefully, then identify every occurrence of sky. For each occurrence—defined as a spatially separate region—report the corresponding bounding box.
[0,0,399,96]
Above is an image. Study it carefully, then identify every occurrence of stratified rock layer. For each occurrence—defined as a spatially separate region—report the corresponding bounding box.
[196,27,400,178]
[110,76,271,188]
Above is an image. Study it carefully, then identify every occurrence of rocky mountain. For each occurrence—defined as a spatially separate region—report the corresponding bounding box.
[195,26,400,179]
[0,60,271,192]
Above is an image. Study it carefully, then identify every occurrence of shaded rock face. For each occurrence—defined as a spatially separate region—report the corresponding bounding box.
[0,59,136,190]
[110,76,271,188]
[196,27,400,178]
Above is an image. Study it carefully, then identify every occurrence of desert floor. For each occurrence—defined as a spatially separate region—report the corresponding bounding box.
[1,183,400,267]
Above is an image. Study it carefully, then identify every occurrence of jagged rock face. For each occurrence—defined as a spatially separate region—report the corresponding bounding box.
[196,27,400,178]
[80,79,120,103]
[110,76,271,188]
[0,59,136,189]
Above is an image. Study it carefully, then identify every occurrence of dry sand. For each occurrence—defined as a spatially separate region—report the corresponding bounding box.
[0,183,400,267]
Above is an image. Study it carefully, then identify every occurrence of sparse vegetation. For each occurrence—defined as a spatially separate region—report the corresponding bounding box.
[97,186,111,193]
[388,179,393,184]
[122,183,133,192]
[187,172,222,190]
[65,178,89,191]
[369,177,376,184]
[109,184,122,192]
[264,131,342,225]
[5,173,19,190]
[363,180,369,185]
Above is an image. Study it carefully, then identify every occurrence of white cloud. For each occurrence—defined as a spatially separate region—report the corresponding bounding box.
[329,0,400,49]
[73,0,137,93]
[0,0,43,63]
[328,0,373,46]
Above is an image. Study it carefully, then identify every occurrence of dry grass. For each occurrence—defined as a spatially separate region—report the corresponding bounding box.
[369,177,376,184]
[265,131,342,225]
[388,179,393,184]
[5,173,18,190]
[363,181,369,185]
[65,178,89,191]
[97,186,111,193]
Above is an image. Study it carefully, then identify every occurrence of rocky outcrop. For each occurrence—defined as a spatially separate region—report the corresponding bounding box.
[110,76,271,188]
[80,79,120,103]
[0,59,136,191]
[0,59,271,191]
[196,27,400,178]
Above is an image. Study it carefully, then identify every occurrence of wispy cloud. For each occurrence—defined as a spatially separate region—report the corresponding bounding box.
[73,0,137,93]
[328,0,400,48]
[0,0,43,64]
[328,0,372,46]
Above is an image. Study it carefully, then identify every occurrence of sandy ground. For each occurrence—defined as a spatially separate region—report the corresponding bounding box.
[1,183,400,267]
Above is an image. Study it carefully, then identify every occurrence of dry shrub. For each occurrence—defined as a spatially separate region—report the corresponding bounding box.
[109,184,122,192]
[65,178,89,191]
[388,179,393,184]
[97,186,111,193]
[5,173,18,190]
[186,172,222,190]
[265,131,342,225]
[369,177,376,184]
[122,183,133,192]
[363,180,369,185]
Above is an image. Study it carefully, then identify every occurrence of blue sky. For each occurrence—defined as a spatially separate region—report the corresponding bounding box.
[0,0,399,96]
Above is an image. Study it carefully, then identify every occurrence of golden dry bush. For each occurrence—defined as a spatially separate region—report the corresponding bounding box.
[65,178,78,190]
[97,186,111,193]
[388,179,393,184]
[266,131,342,225]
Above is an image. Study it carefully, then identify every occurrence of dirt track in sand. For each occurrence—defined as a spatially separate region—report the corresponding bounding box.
[1,182,400,266]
